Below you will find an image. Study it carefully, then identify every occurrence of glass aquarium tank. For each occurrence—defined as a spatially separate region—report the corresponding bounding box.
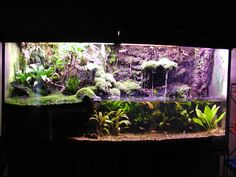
[4,42,229,142]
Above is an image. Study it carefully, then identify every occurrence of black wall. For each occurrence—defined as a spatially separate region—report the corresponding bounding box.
[0,1,236,47]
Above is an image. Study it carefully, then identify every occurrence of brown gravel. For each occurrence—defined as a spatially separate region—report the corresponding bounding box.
[71,128,225,142]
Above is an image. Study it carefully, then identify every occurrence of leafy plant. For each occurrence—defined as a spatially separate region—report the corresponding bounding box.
[110,109,131,135]
[14,64,54,94]
[89,109,131,136]
[89,110,113,136]
[193,104,226,130]
[64,76,80,95]
[128,101,155,132]
[101,101,132,113]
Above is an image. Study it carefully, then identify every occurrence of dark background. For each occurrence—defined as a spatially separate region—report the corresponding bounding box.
[0,1,236,177]
[0,1,236,47]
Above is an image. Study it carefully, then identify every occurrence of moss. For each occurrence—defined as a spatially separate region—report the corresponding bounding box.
[141,58,178,71]
[101,73,116,85]
[95,81,111,92]
[158,58,178,70]
[141,60,160,70]
[93,64,105,77]
[94,77,106,85]
[76,87,96,99]
[5,93,81,106]
[40,94,80,105]
[64,76,80,95]
[110,88,121,97]
[115,80,141,95]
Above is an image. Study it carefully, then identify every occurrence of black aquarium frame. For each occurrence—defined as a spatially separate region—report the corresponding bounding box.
[1,40,232,151]
[1,3,235,176]
[1,41,233,177]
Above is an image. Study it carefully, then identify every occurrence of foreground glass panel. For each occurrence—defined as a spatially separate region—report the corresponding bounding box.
[4,42,229,141]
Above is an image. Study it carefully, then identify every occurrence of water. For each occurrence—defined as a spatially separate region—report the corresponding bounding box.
[95,100,226,136]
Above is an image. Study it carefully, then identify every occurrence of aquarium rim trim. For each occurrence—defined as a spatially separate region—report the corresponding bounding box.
[0,42,231,50]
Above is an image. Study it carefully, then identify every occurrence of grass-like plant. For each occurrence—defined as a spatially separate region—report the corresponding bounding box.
[193,104,226,130]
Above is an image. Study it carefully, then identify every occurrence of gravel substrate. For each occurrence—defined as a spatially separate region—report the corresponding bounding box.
[71,128,225,142]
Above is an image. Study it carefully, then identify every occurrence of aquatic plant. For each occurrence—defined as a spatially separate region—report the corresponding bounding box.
[89,110,113,136]
[89,109,131,136]
[110,109,131,135]
[76,87,96,99]
[101,101,132,113]
[127,101,155,132]
[150,102,196,133]
[193,104,226,130]
[174,102,195,132]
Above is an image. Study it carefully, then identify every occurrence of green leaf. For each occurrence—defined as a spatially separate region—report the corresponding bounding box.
[159,122,165,127]
[119,120,131,126]
[204,105,213,124]
[89,117,99,123]
[41,75,47,81]
[215,112,226,125]
[98,112,103,120]
[212,105,220,119]
[195,107,203,119]
[101,128,110,135]
[193,118,205,129]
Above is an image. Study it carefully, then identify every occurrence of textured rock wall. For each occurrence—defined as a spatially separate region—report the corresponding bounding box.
[109,45,214,98]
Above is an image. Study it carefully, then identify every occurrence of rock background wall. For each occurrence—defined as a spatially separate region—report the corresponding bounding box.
[107,45,215,98]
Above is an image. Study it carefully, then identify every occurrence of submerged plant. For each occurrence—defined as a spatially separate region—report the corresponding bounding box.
[110,109,131,135]
[89,110,113,136]
[193,104,226,130]
[89,109,131,136]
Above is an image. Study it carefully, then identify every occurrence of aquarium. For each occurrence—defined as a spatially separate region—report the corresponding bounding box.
[4,42,229,141]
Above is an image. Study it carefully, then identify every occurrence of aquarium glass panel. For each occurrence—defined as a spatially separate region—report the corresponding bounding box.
[4,42,229,141]
[0,42,2,136]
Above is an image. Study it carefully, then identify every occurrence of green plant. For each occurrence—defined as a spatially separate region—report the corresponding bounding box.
[114,80,141,96]
[110,109,131,135]
[193,104,226,130]
[101,101,132,113]
[89,110,113,136]
[64,76,80,95]
[141,58,178,71]
[128,101,155,132]
[89,108,131,136]
[76,87,96,99]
